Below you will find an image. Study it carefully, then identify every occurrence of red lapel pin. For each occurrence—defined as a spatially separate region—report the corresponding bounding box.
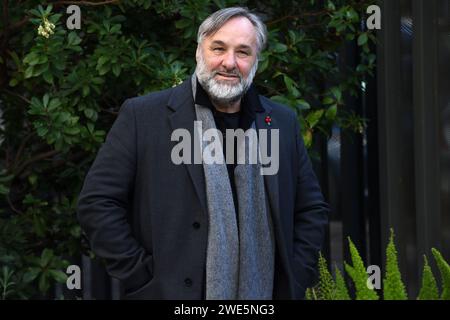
[265,115,272,126]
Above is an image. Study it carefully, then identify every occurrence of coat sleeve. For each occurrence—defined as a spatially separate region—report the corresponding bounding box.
[292,117,330,297]
[77,99,152,293]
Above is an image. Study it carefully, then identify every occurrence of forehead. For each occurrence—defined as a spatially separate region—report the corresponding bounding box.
[205,16,257,48]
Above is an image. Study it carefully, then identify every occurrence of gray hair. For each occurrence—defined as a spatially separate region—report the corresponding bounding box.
[197,7,267,56]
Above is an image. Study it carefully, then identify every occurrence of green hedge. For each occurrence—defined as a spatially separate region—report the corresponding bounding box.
[0,0,375,299]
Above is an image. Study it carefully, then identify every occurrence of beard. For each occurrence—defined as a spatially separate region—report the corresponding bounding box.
[195,52,258,107]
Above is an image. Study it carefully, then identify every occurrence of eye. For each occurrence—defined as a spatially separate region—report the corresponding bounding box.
[237,50,250,57]
[212,47,224,52]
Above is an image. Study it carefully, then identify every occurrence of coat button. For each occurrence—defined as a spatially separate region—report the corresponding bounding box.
[184,278,193,287]
[192,222,200,229]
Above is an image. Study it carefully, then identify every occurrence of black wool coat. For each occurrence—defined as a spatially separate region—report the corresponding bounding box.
[77,77,329,300]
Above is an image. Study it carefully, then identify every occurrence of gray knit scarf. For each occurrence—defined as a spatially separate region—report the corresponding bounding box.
[192,76,275,300]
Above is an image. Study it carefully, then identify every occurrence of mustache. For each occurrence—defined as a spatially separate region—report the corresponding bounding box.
[212,70,242,79]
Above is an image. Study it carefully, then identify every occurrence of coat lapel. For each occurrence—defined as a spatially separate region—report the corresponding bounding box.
[256,98,295,296]
[255,100,280,223]
[167,78,208,216]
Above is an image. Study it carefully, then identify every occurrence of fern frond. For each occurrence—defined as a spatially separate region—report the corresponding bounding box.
[418,255,439,300]
[345,237,379,300]
[431,248,450,300]
[383,229,407,300]
[334,265,351,300]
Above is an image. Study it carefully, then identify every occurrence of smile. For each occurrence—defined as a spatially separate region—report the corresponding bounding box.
[216,73,239,79]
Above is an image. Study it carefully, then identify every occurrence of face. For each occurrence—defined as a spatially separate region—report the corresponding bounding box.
[195,16,259,106]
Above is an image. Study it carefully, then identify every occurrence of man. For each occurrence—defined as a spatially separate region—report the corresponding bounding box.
[77,7,329,300]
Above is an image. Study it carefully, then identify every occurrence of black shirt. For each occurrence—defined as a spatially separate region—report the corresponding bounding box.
[213,109,241,211]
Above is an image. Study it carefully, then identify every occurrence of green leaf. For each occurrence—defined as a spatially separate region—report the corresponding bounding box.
[97,56,108,66]
[283,75,299,97]
[38,274,50,293]
[273,43,288,53]
[49,270,68,283]
[49,13,62,24]
[48,98,61,111]
[38,55,48,64]
[288,30,296,44]
[40,249,53,268]
[84,108,95,120]
[65,126,81,135]
[37,5,45,15]
[358,33,368,46]
[57,112,71,123]
[297,99,311,110]
[325,104,337,120]
[331,87,342,101]
[82,85,90,97]
[43,71,54,84]
[24,66,34,79]
[23,52,39,65]
[9,78,18,87]
[91,77,104,85]
[98,64,109,75]
[175,19,191,29]
[258,58,269,73]
[110,24,121,34]
[53,59,66,71]
[112,64,121,77]
[323,97,334,105]
[67,32,82,46]
[306,109,324,128]
[44,4,53,15]
[23,268,41,283]
[36,126,49,137]
[29,8,41,17]
[87,122,95,134]
[302,130,312,148]
[43,94,50,108]
[32,63,48,77]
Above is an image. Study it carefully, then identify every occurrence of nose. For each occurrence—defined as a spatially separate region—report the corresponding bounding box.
[221,51,237,71]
